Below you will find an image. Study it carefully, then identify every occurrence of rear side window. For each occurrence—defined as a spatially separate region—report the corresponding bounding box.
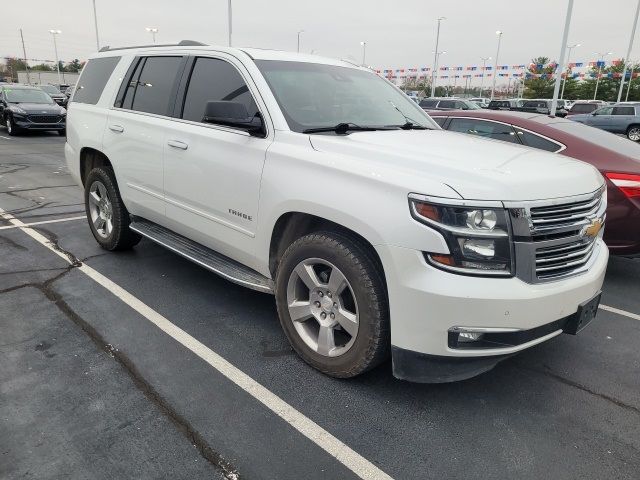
[123,56,184,116]
[438,100,456,109]
[181,57,259,123]
[570,103,597,114]
[74,56,121,105]
[431,116,447,127]
[517,131,562,152]
[448,118,519,143]
[419,99,437,108]
[612,106,635,115]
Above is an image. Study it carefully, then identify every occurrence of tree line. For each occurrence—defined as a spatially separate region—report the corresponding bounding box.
[1,57,85,82]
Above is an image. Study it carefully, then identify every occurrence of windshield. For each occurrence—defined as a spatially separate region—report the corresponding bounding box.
[5,88,55,104]
[255,60,438,132]
[39,85,61,94]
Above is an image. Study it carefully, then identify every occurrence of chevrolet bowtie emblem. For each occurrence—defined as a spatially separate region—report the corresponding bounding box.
[581,218,603,239]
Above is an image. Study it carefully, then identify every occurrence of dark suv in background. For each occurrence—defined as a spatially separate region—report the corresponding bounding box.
[0,84,67,135]
[419,97,481,111]
[39,84,68,106]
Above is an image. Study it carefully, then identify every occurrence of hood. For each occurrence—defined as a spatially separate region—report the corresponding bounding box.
[308,129,604,201]
[14,103,63,113]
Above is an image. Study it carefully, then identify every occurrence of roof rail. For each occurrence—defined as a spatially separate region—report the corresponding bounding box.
[98,40,207,53]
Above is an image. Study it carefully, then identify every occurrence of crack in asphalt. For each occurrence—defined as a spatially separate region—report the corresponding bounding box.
[0,184,77,194]
[518,364,640,415]
[0,234,28,251]
[0,229,241,479]
[0,202,83,216]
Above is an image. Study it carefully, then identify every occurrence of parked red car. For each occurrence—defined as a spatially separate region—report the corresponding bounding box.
[429,110,640,256]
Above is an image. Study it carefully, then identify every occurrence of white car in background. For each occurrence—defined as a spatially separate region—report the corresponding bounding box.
[65,41,608,382]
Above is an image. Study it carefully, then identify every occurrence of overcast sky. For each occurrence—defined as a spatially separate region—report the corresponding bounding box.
[1,0,637,72]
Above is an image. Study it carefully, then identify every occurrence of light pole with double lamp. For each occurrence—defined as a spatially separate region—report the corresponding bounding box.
[560,43,580,99]
[479,56,491,98]
[49,29,62,85]
[145,27,158,43]
[593,51,612,100]
[490,30,503,100]
[430,17,445,98]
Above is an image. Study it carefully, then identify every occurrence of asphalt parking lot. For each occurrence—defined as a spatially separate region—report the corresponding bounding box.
[1,132,639,480]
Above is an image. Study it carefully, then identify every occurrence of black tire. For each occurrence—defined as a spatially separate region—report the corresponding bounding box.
[275,231,390,378]
[5,115,20,136]
[626,125,640,142]
[84,166,141,251]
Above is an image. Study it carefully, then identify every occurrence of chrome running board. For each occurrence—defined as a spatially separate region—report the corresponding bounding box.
[129,216,274,294]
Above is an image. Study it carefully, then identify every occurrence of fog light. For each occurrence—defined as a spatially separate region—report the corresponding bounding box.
[458,332,484,342]
[459,238,495,258]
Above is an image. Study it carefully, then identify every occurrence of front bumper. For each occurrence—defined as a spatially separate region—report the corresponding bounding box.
[13,115,66,131]
[376,241,608,379]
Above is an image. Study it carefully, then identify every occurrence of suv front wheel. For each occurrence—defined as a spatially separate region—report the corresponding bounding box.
[275,231,390,378]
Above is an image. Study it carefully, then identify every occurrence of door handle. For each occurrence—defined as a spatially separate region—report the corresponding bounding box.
[167,140,188,150]
[109,124,124,133]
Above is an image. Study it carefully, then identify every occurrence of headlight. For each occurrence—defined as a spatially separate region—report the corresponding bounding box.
[9,106,27,115]
[409,195,513,276]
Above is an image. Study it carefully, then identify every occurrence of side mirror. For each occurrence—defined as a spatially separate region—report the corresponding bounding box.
[203,101,264,136]
[591,111,598,116]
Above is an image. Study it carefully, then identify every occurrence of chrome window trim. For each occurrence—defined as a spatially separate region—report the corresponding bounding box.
[443,115,567,153]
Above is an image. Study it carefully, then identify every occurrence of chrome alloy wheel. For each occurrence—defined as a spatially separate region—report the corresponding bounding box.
[88,180,114,239]
[628,127,640,141]
[286,258,359,357]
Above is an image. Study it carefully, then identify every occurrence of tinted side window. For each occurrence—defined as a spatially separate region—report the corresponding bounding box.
[448,118,518,143]
[612,106,635,115]
[130,56,183,116]
[74,56,121,105]
[570,104,595,114]
[438,100,456,109]
[182,57,259,124]
[518,131,562,152]
[419,99,437,108]
[431,116,447,127]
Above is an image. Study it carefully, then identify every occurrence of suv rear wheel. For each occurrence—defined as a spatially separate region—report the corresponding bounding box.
[627,125,640,141]
[84,167,141,250]
[275,231,389,378]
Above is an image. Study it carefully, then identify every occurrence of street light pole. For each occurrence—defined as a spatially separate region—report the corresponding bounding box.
[551,0,574,117]
[92,0,100,50]
[490,30,503,100]
[228,0,232,47]
[360,41,366,66]
[19,28,31,85]
[479,56,491,98]
[561,43,580,99]
[617,0,640,102]
[593,51,612,100]
[297,30,304,53]
[430,17,445,98]
[145,27,158,43]
[49,30,62,85]
[627,62,636,101]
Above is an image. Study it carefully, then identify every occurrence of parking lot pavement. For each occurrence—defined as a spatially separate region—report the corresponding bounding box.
[1,132,639,480]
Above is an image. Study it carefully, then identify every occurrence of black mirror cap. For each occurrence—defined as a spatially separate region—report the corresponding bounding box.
[202,101,265,136]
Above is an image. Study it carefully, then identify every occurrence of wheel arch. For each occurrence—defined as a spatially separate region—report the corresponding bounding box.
[79,147,113,186]
[267,211,387,288]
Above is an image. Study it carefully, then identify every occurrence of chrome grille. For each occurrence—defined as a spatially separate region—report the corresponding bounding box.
[529,194,603,238]
[27,115,62,124]
[535,238,598,280]
[507,186,606,284]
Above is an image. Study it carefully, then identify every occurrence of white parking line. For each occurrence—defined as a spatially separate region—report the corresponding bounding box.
[0,206,393,480]
[0,136,11,140]
[0,215,86,230]
[600,304,640,321]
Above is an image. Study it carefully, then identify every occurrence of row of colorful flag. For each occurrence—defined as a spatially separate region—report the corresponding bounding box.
[375,60,624,76]
[383,71,640,80]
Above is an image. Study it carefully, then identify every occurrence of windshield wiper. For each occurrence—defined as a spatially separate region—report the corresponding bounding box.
[302,122,395,134]
[386,101,431,130]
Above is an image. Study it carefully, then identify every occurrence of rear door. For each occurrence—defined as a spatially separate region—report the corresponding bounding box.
[103,55,186,223]
[586,106,614,130]
[610,105,636,134]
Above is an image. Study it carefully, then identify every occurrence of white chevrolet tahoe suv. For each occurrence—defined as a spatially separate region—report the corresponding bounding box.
[65,41,608,382]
